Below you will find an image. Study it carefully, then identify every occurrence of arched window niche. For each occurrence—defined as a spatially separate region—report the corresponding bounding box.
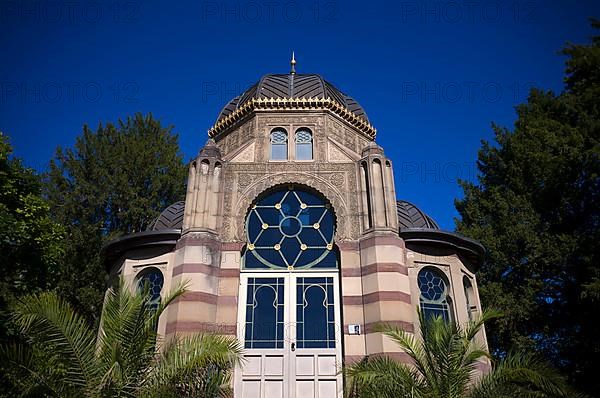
[463,276,477,321]
[417,267,453,322]
[270,128,288,160]
[242,185,337,270]
[295,128,313,160]
[136,267,164,310]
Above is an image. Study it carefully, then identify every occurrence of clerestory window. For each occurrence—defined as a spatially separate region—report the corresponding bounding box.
[295,128,313,160]
[270,128,288,160]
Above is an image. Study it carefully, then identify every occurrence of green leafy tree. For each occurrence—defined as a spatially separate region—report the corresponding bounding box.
[455,20,600,394]
[345,311,581,398]
[0,280,243,397]
[0,133,65,340]
[45,113,187,324]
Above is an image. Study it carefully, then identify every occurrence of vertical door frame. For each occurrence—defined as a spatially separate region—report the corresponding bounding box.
[288,271,343,398]
[235,270,342,398]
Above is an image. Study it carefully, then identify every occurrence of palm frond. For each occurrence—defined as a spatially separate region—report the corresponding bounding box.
[95,278,189,396]
[10,292,97,391]
[374,322,439,393]
[0,342,66,397]
[468,351,587,398]
[349,309,578,398]
[141,333,243,397]
[344,355,423,398]
[463,309,501,342]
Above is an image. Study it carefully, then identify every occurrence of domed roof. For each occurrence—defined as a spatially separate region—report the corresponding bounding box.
[147,201,185,231]
[217,74,369,123]
[396,200,440,230]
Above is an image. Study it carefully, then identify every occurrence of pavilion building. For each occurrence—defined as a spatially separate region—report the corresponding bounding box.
[103,61,488,398]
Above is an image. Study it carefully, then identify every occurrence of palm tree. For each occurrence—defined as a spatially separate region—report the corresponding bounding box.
[344,310,583,398]
[0,279,243,397]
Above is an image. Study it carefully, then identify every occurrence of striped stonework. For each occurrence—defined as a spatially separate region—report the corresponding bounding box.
[358,233,414,357]
[164,233,239,336]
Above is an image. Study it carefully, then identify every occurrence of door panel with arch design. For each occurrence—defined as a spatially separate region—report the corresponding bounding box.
[236,272,342,398]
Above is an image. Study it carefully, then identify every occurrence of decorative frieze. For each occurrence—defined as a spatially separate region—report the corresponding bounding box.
[208,97,376,140]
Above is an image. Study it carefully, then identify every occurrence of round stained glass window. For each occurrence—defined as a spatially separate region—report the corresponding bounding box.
[244,186,336,270]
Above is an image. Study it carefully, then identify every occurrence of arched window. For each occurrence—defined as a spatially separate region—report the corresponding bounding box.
[137,267,164,310]
[243,186,337,270]
[295,128,313,160]
[270,128,288,160]
[463,276,476,321]
[418,267,452,322]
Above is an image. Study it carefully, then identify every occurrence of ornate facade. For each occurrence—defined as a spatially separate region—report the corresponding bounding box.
[103,69,488,398]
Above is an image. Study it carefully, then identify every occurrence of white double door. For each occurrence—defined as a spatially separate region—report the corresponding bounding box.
[235,272,342,398]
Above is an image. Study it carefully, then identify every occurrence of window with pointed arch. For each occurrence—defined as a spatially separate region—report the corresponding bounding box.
[417,267,453,322]
[242,185,337,270]
[295,128,313,160]
[270,128,288,160]
[137,267,164,311]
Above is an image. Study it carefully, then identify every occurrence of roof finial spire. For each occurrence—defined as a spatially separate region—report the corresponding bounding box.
[290,51,296,75]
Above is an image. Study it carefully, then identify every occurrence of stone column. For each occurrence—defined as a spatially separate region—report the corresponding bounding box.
[165,140,230,337]
[356,142,413,362]
[358,142,398,233]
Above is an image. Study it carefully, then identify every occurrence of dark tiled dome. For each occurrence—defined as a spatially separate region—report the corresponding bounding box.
[217,74,369,123]
[147,201,185,231]
[396,200,439,230]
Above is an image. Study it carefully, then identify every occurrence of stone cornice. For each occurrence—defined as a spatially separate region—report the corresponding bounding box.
[208,97,377,139]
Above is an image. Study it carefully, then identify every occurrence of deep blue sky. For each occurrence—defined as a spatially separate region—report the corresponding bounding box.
[1,0,598,230]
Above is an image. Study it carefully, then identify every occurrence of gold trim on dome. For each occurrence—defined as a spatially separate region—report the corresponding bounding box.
[208,97,377,139]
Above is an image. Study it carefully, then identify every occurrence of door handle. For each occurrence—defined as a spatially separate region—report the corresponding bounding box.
[291,342,296,351]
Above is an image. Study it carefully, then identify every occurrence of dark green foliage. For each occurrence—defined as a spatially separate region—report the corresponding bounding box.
[0,134,67,395]
[44,113,187,325]
[455,20,600,394]
[0,133,66,340]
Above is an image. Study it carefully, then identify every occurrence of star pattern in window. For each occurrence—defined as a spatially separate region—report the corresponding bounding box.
[244,187,336,270]
[418,268,446,301]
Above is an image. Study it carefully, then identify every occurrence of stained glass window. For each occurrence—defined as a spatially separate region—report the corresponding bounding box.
[418,267,452,322]
[137,267,164,310]
[270,129,288,160]
[296,277,336,348]
[295,128,313,160]
[243,186,337,270]
[244,277,285,349]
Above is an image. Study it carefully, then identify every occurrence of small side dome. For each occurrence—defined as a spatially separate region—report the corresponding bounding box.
[396,200,439,230]
[147,201,185,231]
